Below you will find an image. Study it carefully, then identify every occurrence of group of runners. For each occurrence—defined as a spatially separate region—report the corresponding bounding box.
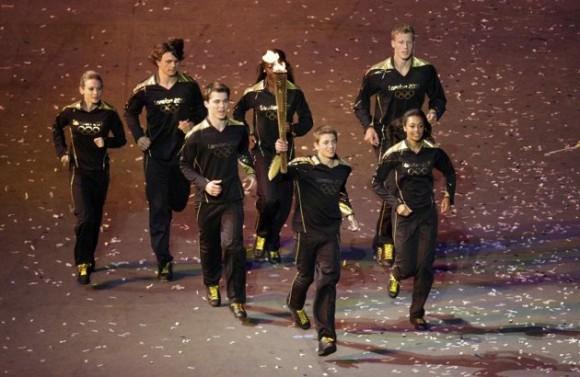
[52,24,456,356]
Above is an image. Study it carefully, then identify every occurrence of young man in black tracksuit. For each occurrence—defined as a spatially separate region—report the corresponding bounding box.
[233,49,313,263]
[353,24,447,265]
[273,126,359,356]
[124,39,206,280]
[179,82,256,320]
[372,109,455,331]
[52,70,126,284]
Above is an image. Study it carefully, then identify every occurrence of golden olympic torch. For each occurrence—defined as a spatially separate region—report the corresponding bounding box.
[273,61,288,173]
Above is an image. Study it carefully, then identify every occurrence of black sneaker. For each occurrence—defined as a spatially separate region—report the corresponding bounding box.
[206,285,221,307]
[229,303,247,319]
[388,273,399,298]
[267,250,281,264]
[157,262,173,281]
[77,263,91,285]
[317,336,337,356]
[410,317,429,331]
[289,307,311,330]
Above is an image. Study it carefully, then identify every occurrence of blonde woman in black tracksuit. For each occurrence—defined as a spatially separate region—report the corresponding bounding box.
[52,70,126,284]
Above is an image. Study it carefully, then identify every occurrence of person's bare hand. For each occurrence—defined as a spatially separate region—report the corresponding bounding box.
[396,203,412,217]
[347,215,360,231]
[178,120,194,134]
[426,109,438,124]
[137,136,151,151]
[60,154,70,167]
[440,196,451,214]
[364,127,379,147]
[93,137,104,148]
[275,139,289,153]
[205,180,223,197]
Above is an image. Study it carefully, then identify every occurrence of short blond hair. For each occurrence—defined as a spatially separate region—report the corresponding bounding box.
[79,70,103,88]
[313,125,338,143]
[391,24,415,40]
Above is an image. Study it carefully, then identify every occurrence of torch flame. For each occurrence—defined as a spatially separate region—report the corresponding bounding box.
[262,50,288,73]
[262,50,279,64]
[273,61,287,73]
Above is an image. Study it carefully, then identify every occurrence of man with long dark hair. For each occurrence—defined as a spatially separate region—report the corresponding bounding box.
[124,39,206,280]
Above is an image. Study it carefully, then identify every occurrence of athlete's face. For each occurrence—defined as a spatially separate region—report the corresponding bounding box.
[391,32,414,61]
[403,115,425,142]
[204,91,229,120]
[79,79,103,106]
[263,62,275,82]
[314,133,337,160]
[157,52,179,77]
